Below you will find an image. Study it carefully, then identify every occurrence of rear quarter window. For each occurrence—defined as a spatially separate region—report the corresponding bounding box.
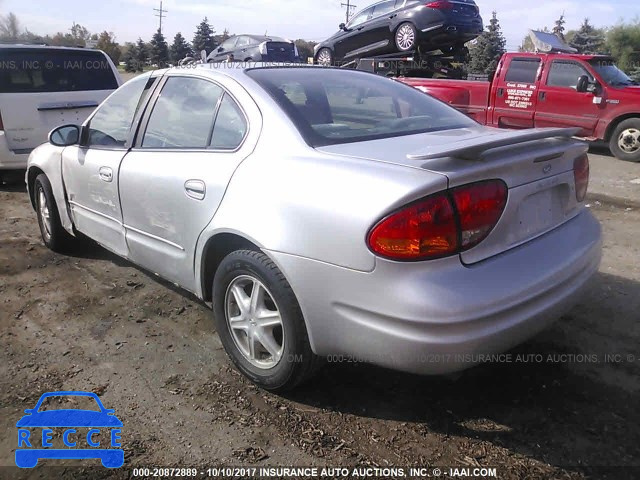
[0,49,118,93]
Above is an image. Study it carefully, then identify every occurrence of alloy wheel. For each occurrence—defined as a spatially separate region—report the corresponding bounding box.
[618,128,640,154]
[317,49,332,66]
[225,275,285,369]
[38,188,52,242]
[396,24,416,51]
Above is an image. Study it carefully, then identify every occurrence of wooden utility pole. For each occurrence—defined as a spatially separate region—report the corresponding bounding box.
[341,0,357,23]
[154,1,168,34]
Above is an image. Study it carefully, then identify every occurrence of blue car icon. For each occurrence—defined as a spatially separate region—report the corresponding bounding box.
[16,391,124,468]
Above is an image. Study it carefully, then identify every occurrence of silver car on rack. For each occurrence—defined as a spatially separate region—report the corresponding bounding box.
[26,64,602,391]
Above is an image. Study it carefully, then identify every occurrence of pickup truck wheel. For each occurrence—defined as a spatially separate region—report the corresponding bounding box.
[395,23,417,52]
[610,118,640,162]
[34,174,76,253]
[212,250,322,391]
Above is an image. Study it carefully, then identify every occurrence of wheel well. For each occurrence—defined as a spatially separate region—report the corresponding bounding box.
[200,233,260,302]
[605,114,640,142]
[26,167,44,210]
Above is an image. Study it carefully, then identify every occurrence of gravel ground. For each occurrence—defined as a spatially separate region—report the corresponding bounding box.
[1,160,639,479]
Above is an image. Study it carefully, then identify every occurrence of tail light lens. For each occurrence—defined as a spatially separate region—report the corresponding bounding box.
[425,0,453,9]
[573,154,589,202]
[368,180,507,261]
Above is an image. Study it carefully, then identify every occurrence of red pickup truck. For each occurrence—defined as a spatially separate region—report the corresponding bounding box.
[399,52,640,162]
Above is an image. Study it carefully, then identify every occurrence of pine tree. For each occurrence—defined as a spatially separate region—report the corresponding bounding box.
[135,37,148,72]
[122,42,138,73]
[553,14,566,42]
[570,18,605,54]
[169,32,192,64]
[468,11,507,78]
[193,17,216,55]
[150,29,169,67]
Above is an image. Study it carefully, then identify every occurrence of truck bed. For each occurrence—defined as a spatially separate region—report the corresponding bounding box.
[397,78,491,124]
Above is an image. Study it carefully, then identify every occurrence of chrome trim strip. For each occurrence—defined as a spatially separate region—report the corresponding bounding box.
[124,224,185,251]
[68,200,122,225]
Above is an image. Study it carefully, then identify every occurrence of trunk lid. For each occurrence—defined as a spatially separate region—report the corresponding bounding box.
[317,126,588,264]
[0,47,119,153]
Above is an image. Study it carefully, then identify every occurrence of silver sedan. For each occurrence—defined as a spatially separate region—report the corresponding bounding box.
[26,64,602,391]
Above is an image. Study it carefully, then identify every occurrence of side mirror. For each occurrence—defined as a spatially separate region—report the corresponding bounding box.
[218,46,224,52]
[339,23,347,31]
[49,125,80,147]
[576,75,590,93]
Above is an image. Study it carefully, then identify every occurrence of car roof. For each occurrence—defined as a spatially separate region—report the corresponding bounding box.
[0,43,102,53]
[229,35,288,42]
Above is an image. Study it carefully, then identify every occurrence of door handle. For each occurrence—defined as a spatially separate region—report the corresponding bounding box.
[497,88,504,98]
[98,167,113,183]
[389,14,397,19]
[184,179,206,200]
[539,91,546,101]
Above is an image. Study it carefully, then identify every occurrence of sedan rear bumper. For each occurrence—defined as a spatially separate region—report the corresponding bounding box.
[268,210,602,375]
[0,132,30,170]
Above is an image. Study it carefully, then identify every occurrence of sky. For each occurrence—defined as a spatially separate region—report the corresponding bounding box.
[1,0,638,51]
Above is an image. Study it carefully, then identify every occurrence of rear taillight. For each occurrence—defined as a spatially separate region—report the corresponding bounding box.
[0,109,4,131]
[368,180,507,261]
[573,154,589,202]
[425,0,453,9]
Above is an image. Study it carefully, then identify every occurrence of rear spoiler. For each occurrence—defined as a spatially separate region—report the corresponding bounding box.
[407,128,581,161]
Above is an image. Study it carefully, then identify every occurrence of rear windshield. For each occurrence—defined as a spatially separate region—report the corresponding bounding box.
[246,67,475,147]
[0,49,118,93]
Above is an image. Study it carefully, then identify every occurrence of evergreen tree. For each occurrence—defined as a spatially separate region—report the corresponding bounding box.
[467,11,507,78]
[169,32,192,63]
[553,14,566,42]
[150,29,169,66]
[135,37,148,72]
[122,42,138,73]
[193,17,216,55]
[570,18,605,54]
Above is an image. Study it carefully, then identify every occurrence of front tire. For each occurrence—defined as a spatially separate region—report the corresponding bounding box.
[34,174,77,253]
[395,22,417,52]
[315,48,333,66]
[212,250,321,391]
[610,118,640,162]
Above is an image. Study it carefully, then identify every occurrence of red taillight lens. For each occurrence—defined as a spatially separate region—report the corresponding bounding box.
[368,180,507,261]
[451,180,508,250]
[573,154,589,202]
[368,192,458,260]
[425,0,453,9]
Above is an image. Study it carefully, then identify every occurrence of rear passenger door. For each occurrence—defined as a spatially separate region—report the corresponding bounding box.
[490,56,542,128]
[118,74,260,292]
[362,0,400,55]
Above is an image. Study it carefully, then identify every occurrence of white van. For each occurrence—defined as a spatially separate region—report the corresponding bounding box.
[0,45,121,178]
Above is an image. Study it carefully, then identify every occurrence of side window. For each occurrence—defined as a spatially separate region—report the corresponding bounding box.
[372,0,397,17]
[504,58,541,84]
[349,7,373,27]
[547,61,593,89]
[280,82,308,107]
[210,95,248,150]
[142,77,223,149]
[87,75,150,148]
[221,38,238,51]
[235,36,253,48]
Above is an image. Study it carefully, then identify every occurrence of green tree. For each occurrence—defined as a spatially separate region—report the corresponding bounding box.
[150,29,169,66]
[294,39,318,63]
[553,14,567,42]
[169,32,192,63]
[468,11,506,78]
[569,18,605,54]
[135,37,149,71]
[605,20,640,78]
[96,31,121,64]
[192,17,216,55]
[122,42,138,73]
[0,12,20,42]
[69,22,91,46]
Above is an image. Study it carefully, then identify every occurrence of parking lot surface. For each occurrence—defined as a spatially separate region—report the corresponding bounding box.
[1,154,639,479]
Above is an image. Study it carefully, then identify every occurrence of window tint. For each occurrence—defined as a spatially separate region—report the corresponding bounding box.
[504,58,541,84]
[87,75,150,148]
[349,7,373,27]
[142,77,223,149]
[210,94,248,150]
[0,49,118,93]
[372,0,397,16]
[248,68,474,147]
[547,61,592,88]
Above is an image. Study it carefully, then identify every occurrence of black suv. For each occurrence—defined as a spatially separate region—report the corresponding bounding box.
[314,0,482,65]
[207,35,299,63]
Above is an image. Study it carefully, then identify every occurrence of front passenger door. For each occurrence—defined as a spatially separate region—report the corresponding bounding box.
[61,75,157,256]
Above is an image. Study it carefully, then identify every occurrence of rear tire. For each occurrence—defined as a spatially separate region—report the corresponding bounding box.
[212,250,321,391]
[609,118,640,162]
[34,174,77,253]
[395,22,417,52]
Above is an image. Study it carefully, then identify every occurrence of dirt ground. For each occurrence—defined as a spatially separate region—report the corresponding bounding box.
[1,172,639,480]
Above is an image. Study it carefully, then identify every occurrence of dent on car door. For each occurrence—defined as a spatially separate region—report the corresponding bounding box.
[61,75,156,256]
[118,75,256,292]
